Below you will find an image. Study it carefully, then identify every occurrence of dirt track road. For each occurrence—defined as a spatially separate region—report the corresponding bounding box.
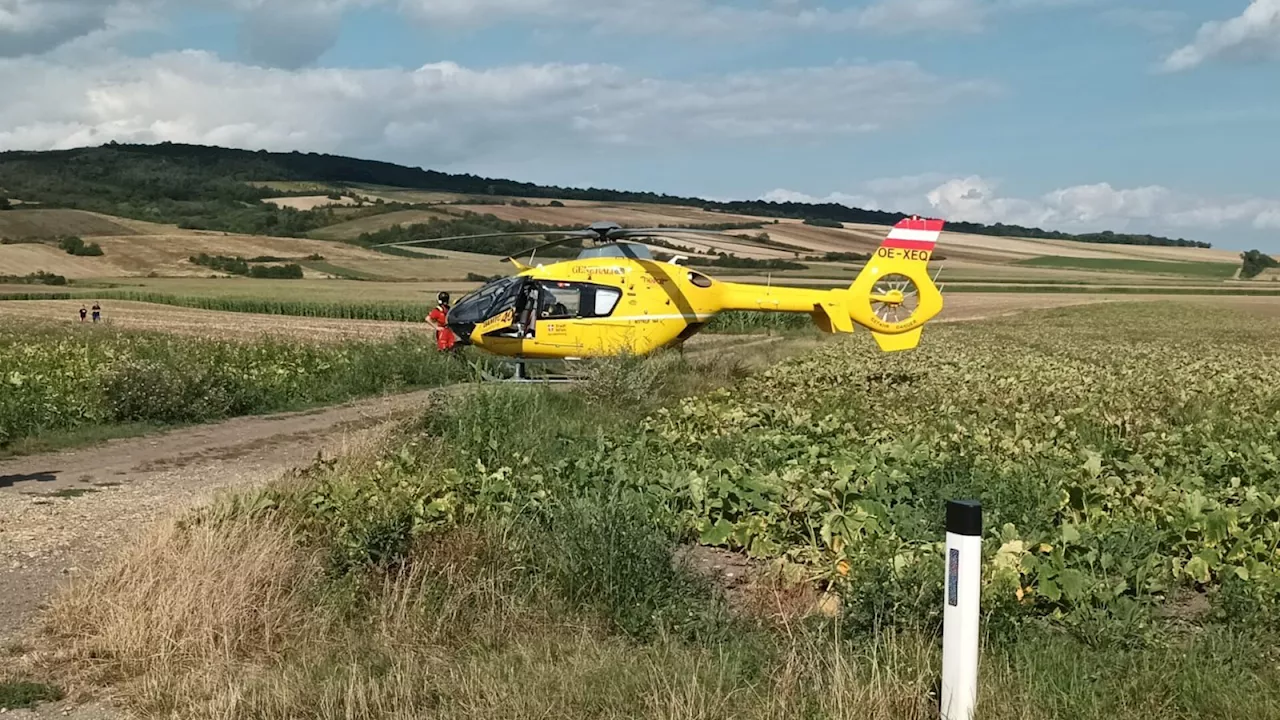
[0,389,448,645]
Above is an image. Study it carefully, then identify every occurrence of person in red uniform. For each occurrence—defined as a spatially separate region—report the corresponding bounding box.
[426,292,458,352]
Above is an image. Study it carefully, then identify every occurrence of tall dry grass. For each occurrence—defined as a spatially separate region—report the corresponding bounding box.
[38,513,319,712]
[31,502,1060,720]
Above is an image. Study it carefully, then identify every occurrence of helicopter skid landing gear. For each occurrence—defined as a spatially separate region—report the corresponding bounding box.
[481,358,577,384]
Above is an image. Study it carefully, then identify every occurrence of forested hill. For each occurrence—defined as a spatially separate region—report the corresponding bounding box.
[0,142,1210,248]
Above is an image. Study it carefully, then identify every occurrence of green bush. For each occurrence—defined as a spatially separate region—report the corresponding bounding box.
[0,271,67,285]
[248,263,304,279]
[802,217,843,228]
[58,235,104,256]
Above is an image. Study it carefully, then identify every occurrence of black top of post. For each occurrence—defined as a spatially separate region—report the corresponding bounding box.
[946,499,982,537]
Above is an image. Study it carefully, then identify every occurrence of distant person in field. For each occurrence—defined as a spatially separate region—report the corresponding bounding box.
[79,306,87,322]
[91,302,101,323]
[426,292,458,352]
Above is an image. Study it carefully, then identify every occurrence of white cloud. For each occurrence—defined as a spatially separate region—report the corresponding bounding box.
[0,0,1099,64]
[396,0,1005,34]
[0,51,995,165]
[0,0,124,56]
[235,2,345,69]
[762,188,882,209]
[1162,0,1280,72]
[1255,207,1280,229]
[763,175,1280,241]
[856,0,986,32]
[862,172,950,195]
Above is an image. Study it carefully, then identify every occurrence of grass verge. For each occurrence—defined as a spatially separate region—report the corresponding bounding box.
[0,421,175,460]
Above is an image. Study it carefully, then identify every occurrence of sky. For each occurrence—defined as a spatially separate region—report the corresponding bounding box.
[0,0,1278,251]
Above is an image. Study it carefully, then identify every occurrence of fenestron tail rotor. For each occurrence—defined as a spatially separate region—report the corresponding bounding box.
[869,273,921,325]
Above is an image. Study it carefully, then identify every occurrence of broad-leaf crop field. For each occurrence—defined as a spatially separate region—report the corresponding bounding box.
[601,302,1280,636]
[336,301,1280,640]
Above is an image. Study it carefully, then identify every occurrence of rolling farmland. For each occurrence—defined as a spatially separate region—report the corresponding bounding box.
[4,143,1280,720]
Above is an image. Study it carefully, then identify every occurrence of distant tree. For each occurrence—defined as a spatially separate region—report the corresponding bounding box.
[58,235,104,256]
[1240,249,1280,279]
[803,217,843,229]
[0,197,11,210]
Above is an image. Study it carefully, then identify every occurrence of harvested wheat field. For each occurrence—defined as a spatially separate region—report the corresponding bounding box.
[0,300,434,342]
[307,209,460,240]
[0,209,142,240]
[263,195,361,210]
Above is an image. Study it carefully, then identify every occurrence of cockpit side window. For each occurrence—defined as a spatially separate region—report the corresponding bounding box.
[532,281,623,319]
[590,288,621,316]
[538,282,580,319]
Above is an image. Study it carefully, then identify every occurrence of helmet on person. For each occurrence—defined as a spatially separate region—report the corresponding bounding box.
[437,291,450,305]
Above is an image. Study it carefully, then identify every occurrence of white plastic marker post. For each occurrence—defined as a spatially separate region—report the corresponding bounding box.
[941,499,982,720]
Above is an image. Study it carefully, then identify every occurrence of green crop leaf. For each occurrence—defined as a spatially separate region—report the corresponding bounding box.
[1058,569,1087,601]
[1185,556,1211,585]
[1083,451,1103,479]
[699,518,735,546]
[1061,524,1081,544]
[1040,578,1062,602]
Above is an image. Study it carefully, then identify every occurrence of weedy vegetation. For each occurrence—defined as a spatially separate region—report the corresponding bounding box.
[26,301,1280,719]
[0,322,490,450]
[0,680,64,710]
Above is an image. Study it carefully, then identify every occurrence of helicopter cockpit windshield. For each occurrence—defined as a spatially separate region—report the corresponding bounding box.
[447,275,525,331]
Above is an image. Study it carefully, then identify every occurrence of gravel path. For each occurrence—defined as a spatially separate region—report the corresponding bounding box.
[0,389,446,647]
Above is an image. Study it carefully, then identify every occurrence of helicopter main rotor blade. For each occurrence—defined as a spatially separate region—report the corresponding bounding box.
[609,228,748,239]
[504,234,593,261]
[371,230,593,249]
[611,227,784,257]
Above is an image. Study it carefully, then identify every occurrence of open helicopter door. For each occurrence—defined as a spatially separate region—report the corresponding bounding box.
[447,275,533,343]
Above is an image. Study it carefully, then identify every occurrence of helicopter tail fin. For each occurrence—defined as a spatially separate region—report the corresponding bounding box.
[847,216,945,351]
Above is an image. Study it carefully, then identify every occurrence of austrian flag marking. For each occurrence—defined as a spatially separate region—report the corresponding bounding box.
[882,215,944,252]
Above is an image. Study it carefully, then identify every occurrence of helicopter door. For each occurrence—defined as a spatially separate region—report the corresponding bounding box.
[462,276,532,338]
[530,281,581,346]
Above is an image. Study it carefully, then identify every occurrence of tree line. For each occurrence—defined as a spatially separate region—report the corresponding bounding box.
[0,142,1216,248]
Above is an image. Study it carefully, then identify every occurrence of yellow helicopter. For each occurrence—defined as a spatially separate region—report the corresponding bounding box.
[376,216,945,374]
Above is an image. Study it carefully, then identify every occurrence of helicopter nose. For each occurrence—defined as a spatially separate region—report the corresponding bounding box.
[448,323,475,344]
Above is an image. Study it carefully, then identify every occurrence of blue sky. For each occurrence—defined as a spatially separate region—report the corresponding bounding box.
[1,0,1278,250]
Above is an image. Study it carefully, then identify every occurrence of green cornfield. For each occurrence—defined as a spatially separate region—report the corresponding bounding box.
[0,323,478,448]
[0,291,428,321]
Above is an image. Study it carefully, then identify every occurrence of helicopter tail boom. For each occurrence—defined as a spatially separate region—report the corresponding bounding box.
[709,216,944,350]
